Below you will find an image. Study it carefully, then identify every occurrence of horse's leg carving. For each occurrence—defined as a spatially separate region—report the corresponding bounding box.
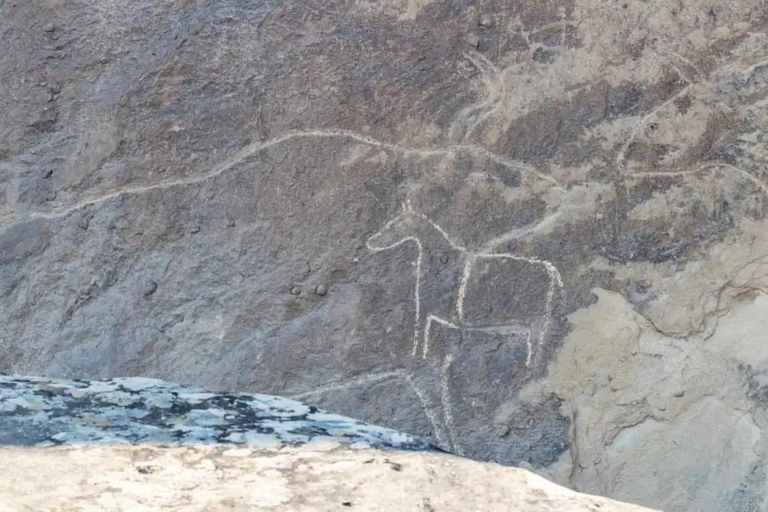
[404,372,453,450]
[440,351,463,456]
[528,315,549,368]
[422,314,459,360]
[407,315,462,453]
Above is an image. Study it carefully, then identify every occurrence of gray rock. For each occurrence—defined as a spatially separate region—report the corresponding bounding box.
[141,279,157,297]
[478,14,493,28]
[0,1,767,511]
[0,375,432,450]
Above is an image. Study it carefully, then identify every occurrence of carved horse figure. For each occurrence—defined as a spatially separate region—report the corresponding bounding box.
[366,203,563,454]
[366,201,563,453]
[366,201,562,366]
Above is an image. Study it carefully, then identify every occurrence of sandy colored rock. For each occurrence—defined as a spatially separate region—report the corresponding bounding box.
[0,444,657,512]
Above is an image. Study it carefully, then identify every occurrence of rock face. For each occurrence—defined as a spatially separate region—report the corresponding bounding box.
[1,1,767,511]
[0,376,655,512]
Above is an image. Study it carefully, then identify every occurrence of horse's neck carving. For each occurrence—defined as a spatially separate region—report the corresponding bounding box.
[366,205,464,254]
[367,206,466,355]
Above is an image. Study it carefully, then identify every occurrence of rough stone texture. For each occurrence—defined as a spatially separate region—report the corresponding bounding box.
[0,446,655,512]
[0,446,657,512]
[1,1,768,511]
[0,375,654,511]
[0,375,432,449]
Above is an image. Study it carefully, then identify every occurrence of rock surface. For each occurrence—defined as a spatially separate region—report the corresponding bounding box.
[0,445,657,512]
[0,375,430,450]
[1,1,768,511]
[0,376,654,512]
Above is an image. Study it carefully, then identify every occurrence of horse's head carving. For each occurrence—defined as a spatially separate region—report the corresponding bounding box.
[366,201,421,251]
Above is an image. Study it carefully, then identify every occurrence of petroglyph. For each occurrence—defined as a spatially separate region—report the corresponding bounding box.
[449,52,506,143]
[289,370,406,401]
[2,47,762,465]
[0,129,560,233]
[616,52,768,198]
[366,200,564,451]
[367,200,563,365]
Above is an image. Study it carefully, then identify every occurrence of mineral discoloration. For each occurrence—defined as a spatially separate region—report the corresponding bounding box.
[0,375,432,450]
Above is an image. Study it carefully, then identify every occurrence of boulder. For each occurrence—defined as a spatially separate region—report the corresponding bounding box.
[0,375,654,512]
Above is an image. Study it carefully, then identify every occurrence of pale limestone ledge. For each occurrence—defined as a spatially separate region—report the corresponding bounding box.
[0,444,656,512]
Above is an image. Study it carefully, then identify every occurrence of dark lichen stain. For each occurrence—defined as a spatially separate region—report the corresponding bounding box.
[0,377,436,451]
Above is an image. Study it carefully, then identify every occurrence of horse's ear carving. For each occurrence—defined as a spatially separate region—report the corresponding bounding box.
[405,199,414,213]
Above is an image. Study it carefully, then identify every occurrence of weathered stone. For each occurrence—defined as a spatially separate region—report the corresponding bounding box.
[0,375,654,511]
[0,375,431,450]
[0,446,656,512]
[141,279,157,297]
[1,1,767,511]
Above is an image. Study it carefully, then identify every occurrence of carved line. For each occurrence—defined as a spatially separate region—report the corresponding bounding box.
[449,51,506,143]
[422,315,460,360]
[615,85,691,174]
[0,130,560,233]
[629,162,768,198]
[289,370,406,400]
[524,329,533,368]
[449,59,495,141]
[405,373,452,450]
[291,367,457,452]
[456,258,474,322]
[739,59,768,80]
[366,234,423,357]
[367,207,564,367]
[617,52,768,195]
[440,353,462,456]
[648,47,699,85]
[423,315,533,362]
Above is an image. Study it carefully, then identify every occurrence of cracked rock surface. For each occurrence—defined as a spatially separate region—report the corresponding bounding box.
[1,1,768,511]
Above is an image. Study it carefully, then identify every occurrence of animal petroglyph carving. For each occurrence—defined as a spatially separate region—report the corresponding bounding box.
[367,200,563,366]
[449,51,506,143]
[366,201,564,453]
[0,129,560,234]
